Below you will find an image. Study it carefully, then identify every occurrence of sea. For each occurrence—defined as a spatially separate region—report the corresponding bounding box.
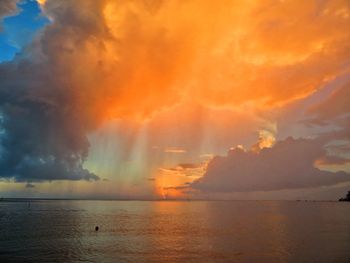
[0,200,349,262]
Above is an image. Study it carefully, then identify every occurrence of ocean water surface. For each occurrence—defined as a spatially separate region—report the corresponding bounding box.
[0,200,349,262]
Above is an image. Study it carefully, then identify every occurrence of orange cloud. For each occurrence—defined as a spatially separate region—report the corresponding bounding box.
[36,0,46,6]
[36,0,350,123]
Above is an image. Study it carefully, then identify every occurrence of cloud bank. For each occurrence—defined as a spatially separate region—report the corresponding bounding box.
[192,137,350,192]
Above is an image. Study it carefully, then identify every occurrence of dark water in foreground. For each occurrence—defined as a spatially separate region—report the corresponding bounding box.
[0,200,350,262]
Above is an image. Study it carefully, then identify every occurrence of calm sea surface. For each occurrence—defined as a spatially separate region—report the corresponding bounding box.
[0,200,349,262]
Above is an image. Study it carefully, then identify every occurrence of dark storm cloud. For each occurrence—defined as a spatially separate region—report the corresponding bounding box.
[0,60,99,182]
[0,1,104,182]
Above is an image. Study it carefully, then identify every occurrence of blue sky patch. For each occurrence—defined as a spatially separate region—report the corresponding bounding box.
[0,0,49,63]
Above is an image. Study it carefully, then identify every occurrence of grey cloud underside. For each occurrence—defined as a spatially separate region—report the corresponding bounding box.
[0,1,109,182]
[0,62,99,182]
[192,137,350,192]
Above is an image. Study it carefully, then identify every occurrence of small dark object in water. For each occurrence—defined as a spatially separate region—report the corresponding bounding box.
[95,226,99,231]
[338,191,350,202]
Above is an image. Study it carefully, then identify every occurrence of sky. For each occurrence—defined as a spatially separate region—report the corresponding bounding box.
[0,0,349,200]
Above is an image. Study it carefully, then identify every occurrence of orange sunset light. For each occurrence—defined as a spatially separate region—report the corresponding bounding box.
[0,0,349,200]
